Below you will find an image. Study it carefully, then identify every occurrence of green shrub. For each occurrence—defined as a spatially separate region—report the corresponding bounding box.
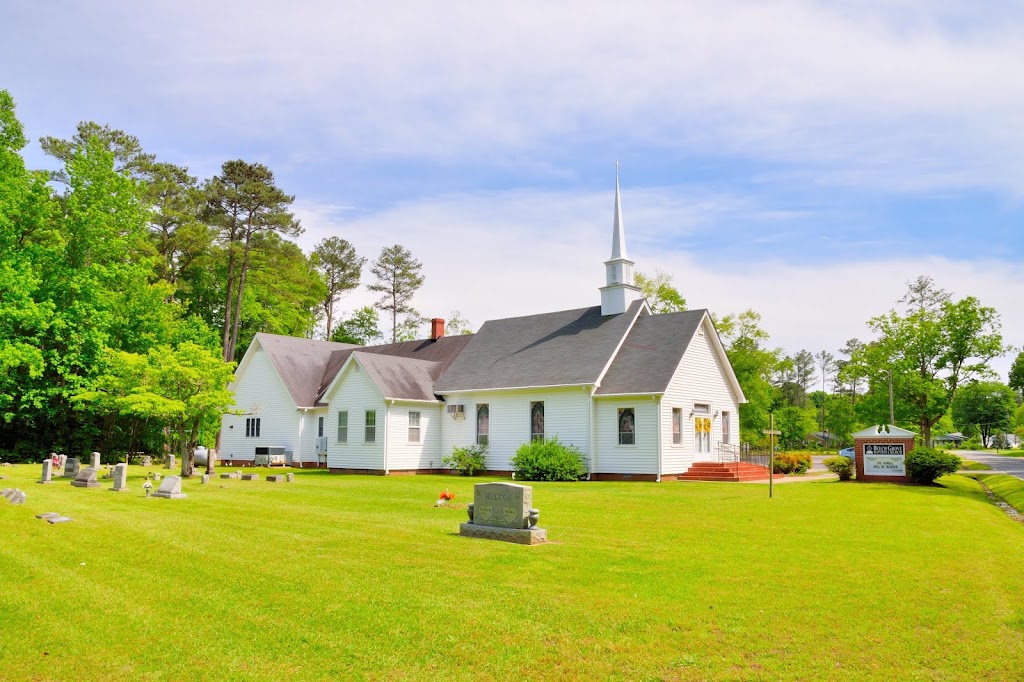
[443,444,487,476]
[905,447,961,484]
[823,456,855,481]
[511,437,587,482]
[772,452,812,474]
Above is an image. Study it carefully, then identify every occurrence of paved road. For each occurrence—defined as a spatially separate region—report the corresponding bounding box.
[954,449,1024,481]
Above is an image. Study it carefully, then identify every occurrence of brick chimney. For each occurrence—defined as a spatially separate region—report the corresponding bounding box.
[430,318,445,341]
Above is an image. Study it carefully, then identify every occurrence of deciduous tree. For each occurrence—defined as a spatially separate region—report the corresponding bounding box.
[635,269,686,314]
[952,381,1016,447]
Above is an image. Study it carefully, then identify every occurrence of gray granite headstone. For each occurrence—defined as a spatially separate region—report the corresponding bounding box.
[90,452,101,469]
[152,475,186,499]
[165,454,176,470]
[57,454,67,472]
[471,482,531,529]
[286,473,294,482]
[1,488,14,500]
[201,474,210,484]
[10,490,26,504]
[142,456,152,467]
[241,473,259,481]
[63,458,80,479]
[36,512,61,520]
[460,482,546,545]
[71,467,101,488]
[111,463,129,492]
[266,475,283,482]
[220,472,239,479]
[39,460,53,484]
[48,516,73,523]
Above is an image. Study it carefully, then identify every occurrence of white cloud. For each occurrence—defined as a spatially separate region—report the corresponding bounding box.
[9,0,1024,193]
[294,187,1023,378]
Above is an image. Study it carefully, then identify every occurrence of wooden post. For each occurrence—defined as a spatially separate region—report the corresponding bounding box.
[764,414,781,499]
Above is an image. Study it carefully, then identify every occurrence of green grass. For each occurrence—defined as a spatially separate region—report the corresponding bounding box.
[974,473,1024,514]
[3,465,1024,680]
[959,459,994,471]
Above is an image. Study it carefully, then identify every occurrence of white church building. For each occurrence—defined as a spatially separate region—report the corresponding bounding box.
[220,178,747,481]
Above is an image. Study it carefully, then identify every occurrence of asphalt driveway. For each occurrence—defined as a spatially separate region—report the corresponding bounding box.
[954,449,1024,481]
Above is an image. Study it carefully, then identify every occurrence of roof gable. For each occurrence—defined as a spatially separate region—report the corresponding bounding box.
[316,335,473,404]
[238,333,359,408]
[350,352,443,402]
[434,300,646,392]
[595,310,705,395]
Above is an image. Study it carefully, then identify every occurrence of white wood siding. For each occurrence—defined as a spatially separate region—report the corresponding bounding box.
[323,363,386,470]
[296,409,327,466]
[661,318,741,474]
[220,346,300,462]
[593,398,659,474]
[439,388,591,471]
[386,403,443,470]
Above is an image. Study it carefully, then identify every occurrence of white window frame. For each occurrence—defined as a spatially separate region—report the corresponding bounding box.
[337,411,348,444]
[365,410,376,443]
[408,411,421,443]
[722,411,731,445]
[317,416,324,438]
[671,407,682,446]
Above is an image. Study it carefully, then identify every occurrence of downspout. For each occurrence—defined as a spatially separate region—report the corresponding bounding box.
[297,408,305,469]
[655,395,663,482]
[587,386,595,481]
[383,400,390,475]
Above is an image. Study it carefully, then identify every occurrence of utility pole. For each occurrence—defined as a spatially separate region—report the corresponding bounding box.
[886,369,894,426]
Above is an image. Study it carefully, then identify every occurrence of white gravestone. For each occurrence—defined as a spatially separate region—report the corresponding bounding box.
[39,460,53,484]
[152,475,187,499]
[111,463,129,492]
[165,454,176,470]
[90,452,101,469]
[70,467,101,489]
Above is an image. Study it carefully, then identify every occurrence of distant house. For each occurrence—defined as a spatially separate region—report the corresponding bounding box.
[807,431,838,447]
[934,432,966,446]
[221,178,747,481]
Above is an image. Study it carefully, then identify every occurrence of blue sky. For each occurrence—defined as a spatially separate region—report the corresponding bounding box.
[4,0,1022,378]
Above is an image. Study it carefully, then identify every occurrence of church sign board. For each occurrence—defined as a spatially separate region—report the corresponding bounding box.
[853,426,915,484]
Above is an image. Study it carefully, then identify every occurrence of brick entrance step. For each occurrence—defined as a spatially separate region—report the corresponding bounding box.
[677,461,783,482]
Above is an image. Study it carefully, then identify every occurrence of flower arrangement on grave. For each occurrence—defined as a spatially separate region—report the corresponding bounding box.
[435,489,455,506]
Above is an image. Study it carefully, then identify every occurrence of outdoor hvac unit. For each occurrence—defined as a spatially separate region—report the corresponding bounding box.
[254,445,287,467]
[315,436,328,454]
[446,404,466,420]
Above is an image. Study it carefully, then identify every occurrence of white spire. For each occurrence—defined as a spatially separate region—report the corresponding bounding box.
[611,161,628,260]
[600,161,642,316]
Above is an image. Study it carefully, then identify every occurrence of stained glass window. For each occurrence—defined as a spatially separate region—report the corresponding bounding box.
[530,401,544,441]
[672,408,682,444]
[618,408,635,445]
[477,404,489,446]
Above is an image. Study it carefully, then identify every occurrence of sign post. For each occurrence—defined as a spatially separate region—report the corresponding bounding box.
[763,413,781,499]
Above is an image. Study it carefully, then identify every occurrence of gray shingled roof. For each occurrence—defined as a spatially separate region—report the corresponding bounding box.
[595,310,706,395]
[255,333,360,408]
[433,300,646,392]
[315,335,472,404]
[351,352,443,402]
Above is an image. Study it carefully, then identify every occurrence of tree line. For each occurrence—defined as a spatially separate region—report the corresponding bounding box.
[0,91,459,467]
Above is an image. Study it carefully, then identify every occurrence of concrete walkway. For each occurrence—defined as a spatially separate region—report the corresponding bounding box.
[953,450,1024,482]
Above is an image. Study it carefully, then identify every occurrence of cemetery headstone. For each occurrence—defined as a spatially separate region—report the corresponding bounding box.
[165,454,176,470]
[142,456,152,467]
[266,475,283,482]
[220,472,239,479]
[63,458,80,479]
[286,473,294,483]
[111,463,129,492]
[10,490,26,504]
[241,473,260,481]
[36,512,61,520]
[459,482,546,545]
[201,474,210,484]
[39,460,53,484]
[152,475,187,499]
[90,452,101,469]
[49,516,73,524]
[57,454,67,472]
[1,488,14,500]
[70,467,101,489]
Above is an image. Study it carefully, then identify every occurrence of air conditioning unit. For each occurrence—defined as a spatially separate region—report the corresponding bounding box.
[255,445,287,466]
[315,436,328,454]
[446,404,466,420]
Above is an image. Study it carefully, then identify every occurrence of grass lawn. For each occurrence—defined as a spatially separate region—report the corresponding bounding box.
[959,459,993,471]
[3,465,1024,681]
[973,473,1024,515]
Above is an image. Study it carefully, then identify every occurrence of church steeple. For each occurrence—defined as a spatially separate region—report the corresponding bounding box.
[600,163,643,316]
